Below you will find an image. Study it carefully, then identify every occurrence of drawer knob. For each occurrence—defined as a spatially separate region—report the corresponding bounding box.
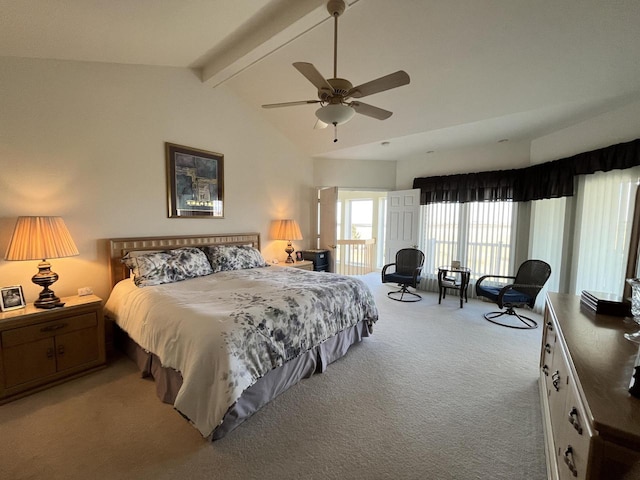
[545,343,552,354]
[552,370,561,391]
[546,321,554,331]
[542,365,549,376]
[567,407,583,435]
[563,446,578,477]
[46,347,55,359]
[57,344,65,356]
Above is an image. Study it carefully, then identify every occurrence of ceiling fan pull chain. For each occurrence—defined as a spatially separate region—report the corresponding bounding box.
[334,123,338,143]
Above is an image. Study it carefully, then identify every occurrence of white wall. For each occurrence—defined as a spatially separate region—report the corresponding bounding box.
[313,158,396,189]
[0,57,313,303]
[531,99,640,164]
[395,141,532,190]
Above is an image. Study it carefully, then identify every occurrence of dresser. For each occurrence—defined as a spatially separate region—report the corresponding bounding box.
[0,295,106,403]
[540,293,640,479]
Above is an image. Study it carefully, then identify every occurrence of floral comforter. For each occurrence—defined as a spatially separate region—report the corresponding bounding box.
[104,266,378,437]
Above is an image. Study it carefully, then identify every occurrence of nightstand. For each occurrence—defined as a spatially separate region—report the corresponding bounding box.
[300,249,329,271]
[271,260,314,271]
[0,294,106,404]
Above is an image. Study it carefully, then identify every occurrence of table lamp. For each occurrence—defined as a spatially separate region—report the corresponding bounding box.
[4,216,79,308]
[273,219,303,263]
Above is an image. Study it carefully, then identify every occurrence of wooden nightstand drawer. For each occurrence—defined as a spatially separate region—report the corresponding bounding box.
[1,312,97,348]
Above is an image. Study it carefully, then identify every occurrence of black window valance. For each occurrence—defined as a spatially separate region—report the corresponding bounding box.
[413,138,640,204]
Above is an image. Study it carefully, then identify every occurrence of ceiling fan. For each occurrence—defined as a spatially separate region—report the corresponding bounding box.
[261,0,410,142]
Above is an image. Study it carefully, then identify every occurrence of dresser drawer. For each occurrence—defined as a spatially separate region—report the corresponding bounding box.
[556,373,594,480]
[541,325,556,380]
[1,312,98,348]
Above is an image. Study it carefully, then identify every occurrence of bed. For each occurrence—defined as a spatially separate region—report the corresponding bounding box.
[104,233,378,440]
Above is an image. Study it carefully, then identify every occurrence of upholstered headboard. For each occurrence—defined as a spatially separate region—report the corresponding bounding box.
[108,232,261,288]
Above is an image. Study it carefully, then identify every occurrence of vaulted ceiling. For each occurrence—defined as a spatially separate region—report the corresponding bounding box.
[3,0,640,161]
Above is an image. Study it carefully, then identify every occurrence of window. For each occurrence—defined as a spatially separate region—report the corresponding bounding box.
[420,201,516,282]
[349,199,373,239]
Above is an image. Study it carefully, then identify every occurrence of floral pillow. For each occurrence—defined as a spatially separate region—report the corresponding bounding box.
[170,247,214,278]
[202,245,268,273]
[122,247,213,287]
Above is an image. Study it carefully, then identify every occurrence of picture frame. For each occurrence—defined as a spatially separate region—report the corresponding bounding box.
[166,142,224,218]
[0,285,26,312]
[295,251,304,262]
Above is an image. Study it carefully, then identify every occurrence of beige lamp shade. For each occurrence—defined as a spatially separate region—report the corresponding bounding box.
[5,216,79,261]
[4,216,79,309]
[273,219,303,242]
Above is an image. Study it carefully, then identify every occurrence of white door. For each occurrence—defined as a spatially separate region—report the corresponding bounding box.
[319,187,338,272]
[385,189,421,265]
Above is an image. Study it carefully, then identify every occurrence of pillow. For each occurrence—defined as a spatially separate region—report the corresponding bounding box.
[202,245,268,273]
[170,247,214,278]
[122,247,212,287]
[122,251,175,287]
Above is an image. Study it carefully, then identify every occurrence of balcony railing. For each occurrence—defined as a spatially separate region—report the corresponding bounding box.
[335,239,376,275]
[422,238,511,280]
[419,238,512,297]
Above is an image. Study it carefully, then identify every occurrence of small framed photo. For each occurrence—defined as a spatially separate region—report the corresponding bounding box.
[0,285,26,312]
[295,251,304,262]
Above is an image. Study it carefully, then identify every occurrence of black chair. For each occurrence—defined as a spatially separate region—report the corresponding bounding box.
[381,248,425,302]
[475,259,551,329]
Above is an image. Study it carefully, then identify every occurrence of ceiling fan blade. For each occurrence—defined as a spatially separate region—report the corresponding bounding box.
[347,70,410,99]
[293,62,334,93]
[262,100,321,109]
[350,101,393,120]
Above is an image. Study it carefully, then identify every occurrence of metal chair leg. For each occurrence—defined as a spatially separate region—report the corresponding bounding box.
[388,285,422,302]
[483,307,537,329]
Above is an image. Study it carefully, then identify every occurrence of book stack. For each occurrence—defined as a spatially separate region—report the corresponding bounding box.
[580,290,631,317]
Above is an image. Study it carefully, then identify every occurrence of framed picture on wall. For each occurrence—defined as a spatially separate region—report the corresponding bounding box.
[166,142,224,218]
[0,285,26,312]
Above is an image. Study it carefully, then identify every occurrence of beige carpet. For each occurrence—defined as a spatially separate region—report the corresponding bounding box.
[0,274,546,480]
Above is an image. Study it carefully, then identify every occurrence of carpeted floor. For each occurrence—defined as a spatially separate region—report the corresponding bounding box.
[0,274,547,480]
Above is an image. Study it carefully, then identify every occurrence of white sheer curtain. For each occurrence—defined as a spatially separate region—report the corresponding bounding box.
[419,201,516,294]
[573,167,640,296]
[529,197,566,310]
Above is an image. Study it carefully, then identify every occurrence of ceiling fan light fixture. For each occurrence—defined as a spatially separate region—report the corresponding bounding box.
[315,103,355,126]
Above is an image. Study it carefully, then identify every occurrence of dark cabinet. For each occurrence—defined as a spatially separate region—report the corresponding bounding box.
[300,249,330,272]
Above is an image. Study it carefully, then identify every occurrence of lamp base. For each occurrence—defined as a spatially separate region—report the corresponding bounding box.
[32,260,61,309]
[34,292,62,309]
[285,242,295,263]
